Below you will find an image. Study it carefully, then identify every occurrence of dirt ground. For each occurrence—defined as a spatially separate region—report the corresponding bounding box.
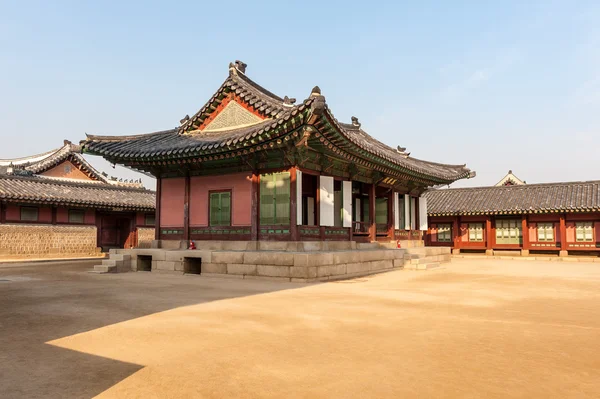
[3,259,600,398]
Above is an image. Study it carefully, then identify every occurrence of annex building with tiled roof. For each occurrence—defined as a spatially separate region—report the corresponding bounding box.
[0,141,156,259]
[424,179,600,257]
[83,60,473,250]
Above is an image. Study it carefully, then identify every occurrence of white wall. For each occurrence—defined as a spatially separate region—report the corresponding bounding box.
[342,181,352,228]
[419,196,428,231]
[393,192,400,229]
[319,176,335,227]
[296,170,303,225]
[404,194,411,230]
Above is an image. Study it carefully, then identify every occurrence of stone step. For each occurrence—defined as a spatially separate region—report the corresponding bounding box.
[111,254,131,262]
[94,264,117,273]
[357,243,381,250]
[417,262,441,270]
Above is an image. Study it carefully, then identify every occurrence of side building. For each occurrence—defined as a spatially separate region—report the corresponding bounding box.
[425,180,600,257]
[0,141,156,259]
[82,61,473,247]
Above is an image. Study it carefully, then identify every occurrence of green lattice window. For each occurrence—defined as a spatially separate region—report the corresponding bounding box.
[496,219,522,244]
[537,223,554,241]
[468,223,484,242]
[210,191,231,226]
[259,172,290,225]
[375,198,388,225]
[437,224,452,242]
[575,222,593,242]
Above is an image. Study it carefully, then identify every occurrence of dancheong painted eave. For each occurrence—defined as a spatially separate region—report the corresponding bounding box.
[424,180,600,216]
[82,60,473,185]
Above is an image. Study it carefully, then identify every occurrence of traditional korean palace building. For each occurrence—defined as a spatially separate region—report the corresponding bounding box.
[83,61,473,250]
[0,141,155,259]
[425,179,600,257]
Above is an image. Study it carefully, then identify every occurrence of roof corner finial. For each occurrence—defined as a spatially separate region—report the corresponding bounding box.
[310,86,322,97]
[283,96,296,106]
[396,145,406,153]
[351,116,361,128]
[180,114,190,125]
[63,139,72,146]
[234,60,247,74]
[508,169,513,174]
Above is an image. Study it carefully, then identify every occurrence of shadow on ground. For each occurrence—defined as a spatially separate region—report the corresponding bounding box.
[0,261,301,399]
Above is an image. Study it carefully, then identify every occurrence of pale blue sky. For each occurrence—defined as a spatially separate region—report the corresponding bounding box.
[1,1,598,189]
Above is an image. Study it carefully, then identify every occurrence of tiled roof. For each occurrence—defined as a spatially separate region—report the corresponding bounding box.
[83,61,473,184]
[425,181,600,216]
[0,175,155,211]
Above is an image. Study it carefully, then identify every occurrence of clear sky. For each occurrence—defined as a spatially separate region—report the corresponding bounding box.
[1,1,598,189]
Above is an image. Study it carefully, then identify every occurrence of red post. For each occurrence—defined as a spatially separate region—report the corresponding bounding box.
[155,177,162,240]
[486,217,492,250]
[0,201,5,224]
[453,215,461,251]
[387,191,395,239]
[559,213,567,255]
[183,174,191,243]
[290,167,298,241]
[521,214,529,253]
[368,183,376,242]
[251,171,259,241]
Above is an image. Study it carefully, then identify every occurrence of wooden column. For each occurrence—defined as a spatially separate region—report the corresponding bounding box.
[368,183,376,242]
[251,171,259,241]
[290,167,298,241]
[485,217,492,250]
[51,206,57,225]
[414,198,420,233]
[316,175,321,239]
[521,214,529,252]
[0,201,5,224]
[154,177,162,240]
[387,191,394,239]
[559,213,567,253]
[183,174,191,243]
[453,216,461,251]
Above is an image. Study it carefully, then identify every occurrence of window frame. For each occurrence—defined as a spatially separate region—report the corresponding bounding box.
[495,219,522,245]
[68,209,86,224]
[537,222,554,242]
[259,172,291,226]
[468,223,484,242]
[144,213,156,226]
[20,206,39,222]
[437,223,452,242]
[209,189,232,227]
[575,222,594,242]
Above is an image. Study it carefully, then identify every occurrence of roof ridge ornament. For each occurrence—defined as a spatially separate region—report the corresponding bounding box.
[180,115,190,125]
[351,116,361,128]
[283,96,296,107]
[310,86,321,97]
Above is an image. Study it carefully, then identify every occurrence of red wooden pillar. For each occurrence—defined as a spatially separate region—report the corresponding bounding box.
[183,174,191,243]
[0,201,5,224]
[155,177,162,240]
[559,213,567,255]
[290,167,298,241]
[368,183,376,242]
[414,197,420,234]
[486,217,492,250]
[51,206,57,225]
[251,171,259,241]
[521,214,529,252]
[387,191,395,239]
[453,215,461,251]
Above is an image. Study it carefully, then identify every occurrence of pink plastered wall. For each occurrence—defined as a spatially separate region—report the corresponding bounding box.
[189,172,252,226]
[160,177,185,227]
[56,207,69,223]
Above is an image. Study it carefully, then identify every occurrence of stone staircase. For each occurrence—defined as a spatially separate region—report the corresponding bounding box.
[93,253,131,273]
[402,247,452,270]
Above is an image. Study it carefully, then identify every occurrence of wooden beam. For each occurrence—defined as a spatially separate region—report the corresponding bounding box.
[251,171,259,241]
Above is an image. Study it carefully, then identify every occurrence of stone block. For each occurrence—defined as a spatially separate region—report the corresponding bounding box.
[316,264,347,277]
[202,273,243,279]
[221,241,255,251]
[452,249,461,255]
[257,265,291,278]
[200,263,227,274]
[368,260,393,271]
[155,261,176,271]
[165,250,211,263]
[244,275,291,282]
[332,251,356,265]
[212,251,244,264]
[290,278,318,283]
[227,263,257,275]
[290,266,317,279]
[559,250,568,257]
[299,241,323,252]
[521,249,530,257]
[346,262,371,274]
[294,253,334,267]
[244,252,294,266]
[393,259,404,268]
[258,241,299,251]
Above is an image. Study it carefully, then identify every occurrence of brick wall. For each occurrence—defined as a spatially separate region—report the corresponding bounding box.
[136,227,155,248]
[0,224,100,258]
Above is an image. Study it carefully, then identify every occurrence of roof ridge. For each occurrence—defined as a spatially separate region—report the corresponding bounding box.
[0,174,155,193]
[85,128,177,142]
[0,147,62,166]
[427,180,600,192]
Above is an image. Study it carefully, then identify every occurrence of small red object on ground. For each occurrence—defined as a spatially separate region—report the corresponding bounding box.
[189,240,196,250]
[396,240,401,249]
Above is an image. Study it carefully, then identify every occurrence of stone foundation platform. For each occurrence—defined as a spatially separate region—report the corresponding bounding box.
[96,240,451,282]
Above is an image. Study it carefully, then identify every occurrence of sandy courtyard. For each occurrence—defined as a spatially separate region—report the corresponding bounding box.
[35,259,599,398]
